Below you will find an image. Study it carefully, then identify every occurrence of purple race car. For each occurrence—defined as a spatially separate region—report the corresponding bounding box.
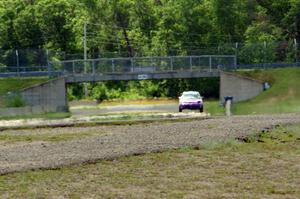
[179,91,203,112]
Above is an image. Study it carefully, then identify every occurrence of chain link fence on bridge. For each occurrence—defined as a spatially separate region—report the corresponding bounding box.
[0,49,83,76]
[50,55,237,75]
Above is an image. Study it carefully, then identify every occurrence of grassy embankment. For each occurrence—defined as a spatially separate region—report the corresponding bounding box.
[233,67,300,114]
[0,77,49,96]
[0,123,299,198]
[205,67,300,115]
[0,77,70,120]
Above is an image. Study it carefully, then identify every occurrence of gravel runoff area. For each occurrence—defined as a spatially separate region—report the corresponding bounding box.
[0,112,208,129]
[0,113,300,175]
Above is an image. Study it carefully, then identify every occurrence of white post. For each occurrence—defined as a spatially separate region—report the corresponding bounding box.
[225,99,232,116]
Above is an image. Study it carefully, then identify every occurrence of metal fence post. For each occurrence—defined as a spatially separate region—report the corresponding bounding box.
[235,42,238,70]
[131,58,134,72]
[46,49,51,77]
[209,56,212,72]
[170,56,173,71]
[189,56,193,71]
[92,60,95,75]
[294,39,298,65]
[234,56,237,70]
[72,61,75,74]
[16,50,20,77]
[264,41,267,69]
[150,57,154,67]
[46,49,49,67]
[47,62,50,77]
[112,59,115,72]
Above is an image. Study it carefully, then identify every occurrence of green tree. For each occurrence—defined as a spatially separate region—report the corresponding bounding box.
[0,0,24,49]
[211,0,249,42]
[34,0,85,52]
[240,5,283,63]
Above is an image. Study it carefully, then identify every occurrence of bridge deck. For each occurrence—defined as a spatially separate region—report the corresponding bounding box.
[65,70,220,83]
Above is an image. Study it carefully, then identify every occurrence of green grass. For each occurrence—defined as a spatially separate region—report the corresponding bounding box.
[204,101,224,116]
[0,124,300,198]
[0,112,71,121]
[233,67,300,115]
[0,132,100,143]
[0,77,49,96]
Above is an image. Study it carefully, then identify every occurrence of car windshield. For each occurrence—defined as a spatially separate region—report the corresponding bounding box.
[182,93,200,99]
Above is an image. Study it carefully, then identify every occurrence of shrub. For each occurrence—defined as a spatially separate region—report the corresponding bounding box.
[5,94,25,107]
[92,84,108,103]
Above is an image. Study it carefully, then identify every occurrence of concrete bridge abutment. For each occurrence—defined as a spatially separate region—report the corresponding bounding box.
[220,71,264,103]
[19,77,68,113]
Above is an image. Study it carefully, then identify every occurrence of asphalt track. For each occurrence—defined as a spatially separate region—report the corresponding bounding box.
[70,103,180,116]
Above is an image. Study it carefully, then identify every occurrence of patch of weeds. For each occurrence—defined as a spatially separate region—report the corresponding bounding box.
[5,94,25,107]
[176,146,195,153]
[236,133,259,143]
[237,124,300,145]
[201,139,241,150]
[166,114,174,118]
[207,123,218,129]
[258,127,299,144]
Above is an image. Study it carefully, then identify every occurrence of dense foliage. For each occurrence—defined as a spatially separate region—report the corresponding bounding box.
[1,0,299,57]
[68,78,219,101]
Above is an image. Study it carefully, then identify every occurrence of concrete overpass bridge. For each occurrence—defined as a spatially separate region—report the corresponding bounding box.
[0,55,237,81]
[53,55,236,83]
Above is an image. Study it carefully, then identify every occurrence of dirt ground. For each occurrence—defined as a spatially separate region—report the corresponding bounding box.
[0,113,300,175]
